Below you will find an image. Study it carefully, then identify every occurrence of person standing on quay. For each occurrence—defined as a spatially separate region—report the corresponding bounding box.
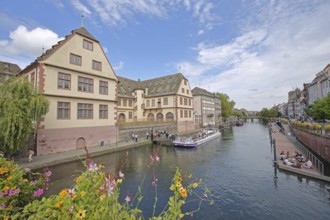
[28,148,34,162]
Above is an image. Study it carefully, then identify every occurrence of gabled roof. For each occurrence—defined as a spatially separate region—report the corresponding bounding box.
[117,73,187,98]
[22,27,98,71]
[0,61,21,76]
[191,87,214,98]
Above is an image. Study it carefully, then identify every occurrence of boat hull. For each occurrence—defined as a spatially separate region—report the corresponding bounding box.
[173,131,221,148]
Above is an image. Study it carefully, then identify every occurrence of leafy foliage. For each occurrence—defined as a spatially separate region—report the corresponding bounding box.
[0,77,49,154]
[306,93,330,121]
[259,107,278,118]
[217,93,235,120]
[0,157,51,218]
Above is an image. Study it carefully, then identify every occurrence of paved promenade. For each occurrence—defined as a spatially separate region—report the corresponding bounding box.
[270,122,330,183]
[17,140,152,170]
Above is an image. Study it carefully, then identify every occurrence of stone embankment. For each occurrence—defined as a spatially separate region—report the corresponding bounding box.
[270,122,330,183]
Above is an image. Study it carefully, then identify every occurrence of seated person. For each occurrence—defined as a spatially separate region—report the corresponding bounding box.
[284,158,293,166]
[291,160,302,169]
[279,151,285,160]
[303,159,313,169]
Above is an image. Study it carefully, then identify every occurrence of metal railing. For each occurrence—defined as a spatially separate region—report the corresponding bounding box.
[296,141,324,175]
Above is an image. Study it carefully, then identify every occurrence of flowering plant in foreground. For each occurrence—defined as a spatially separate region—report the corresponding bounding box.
[0,157,51,219]
[10,148,213,219]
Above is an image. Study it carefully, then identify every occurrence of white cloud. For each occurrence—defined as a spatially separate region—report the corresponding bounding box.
[70,0,215,30]
[0,25,63,57]
[0,25,64,69]
[179,1,330,110]
[113,61,124,71]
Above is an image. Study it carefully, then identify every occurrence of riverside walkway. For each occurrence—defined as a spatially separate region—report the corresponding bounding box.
[17,140,152,170]
[270,122,330,183]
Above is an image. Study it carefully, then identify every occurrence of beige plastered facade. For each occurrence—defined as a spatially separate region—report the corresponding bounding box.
[21,30,118,155]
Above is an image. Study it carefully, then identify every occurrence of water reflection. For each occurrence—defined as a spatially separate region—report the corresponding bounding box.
[46,122,330,219]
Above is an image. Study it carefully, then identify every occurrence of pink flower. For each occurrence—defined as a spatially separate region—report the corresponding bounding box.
[119,171,124,178]
[125,195,131,203]
[8,189,20,196]
[155,156,160,161]
[152,178,158,186]
[33,188,44,197]
[88,161,99,171]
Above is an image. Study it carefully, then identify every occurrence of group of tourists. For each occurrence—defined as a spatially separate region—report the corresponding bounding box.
[279,150,313,169]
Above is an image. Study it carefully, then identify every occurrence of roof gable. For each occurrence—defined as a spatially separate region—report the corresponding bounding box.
[117,73,187,97]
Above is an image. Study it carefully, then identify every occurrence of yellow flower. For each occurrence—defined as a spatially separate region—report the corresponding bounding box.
[71,193,77,200]
[116,179,123,184]
[76,176,83,183]
[23,178,29,183]
[3,186,9,191]
[59,189,68,197]
[176,182,182,188]
[100,194,106,201]
[192,183,198,188]
[6,176,12,181]
[55,200,64,208]
[98,164,105,169]
[76,210,86,219]
[80,191,86,197]
[180,187,187,198]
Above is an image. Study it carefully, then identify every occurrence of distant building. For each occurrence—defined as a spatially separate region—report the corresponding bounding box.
[0,61,21,84]
[19,27,118,155]
[192,87,221,128]
[116,73,195,132]
[307,64,330,105]
[288,88,305,120]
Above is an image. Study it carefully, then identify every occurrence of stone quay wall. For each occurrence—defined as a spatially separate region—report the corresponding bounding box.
[292,128,330,164]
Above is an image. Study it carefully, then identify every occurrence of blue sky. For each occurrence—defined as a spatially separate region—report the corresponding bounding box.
[1,0,330,111]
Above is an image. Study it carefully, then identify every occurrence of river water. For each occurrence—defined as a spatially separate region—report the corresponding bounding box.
[47,122,330,219]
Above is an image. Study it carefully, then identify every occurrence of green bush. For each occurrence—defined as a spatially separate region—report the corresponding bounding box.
[0,157,51,218]
[1,153,212,219]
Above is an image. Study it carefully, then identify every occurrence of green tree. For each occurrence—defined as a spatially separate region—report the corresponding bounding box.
[259,108,269,118]
[0,77,49,155]
[307,93,330,121]
[233,109,243,118]
[217,93,235,120]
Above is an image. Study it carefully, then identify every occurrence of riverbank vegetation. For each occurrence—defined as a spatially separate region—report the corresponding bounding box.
[1,150,213,219]
[0,77,49,156]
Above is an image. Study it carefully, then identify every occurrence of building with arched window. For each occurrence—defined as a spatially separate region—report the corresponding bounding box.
[117,73,194,132]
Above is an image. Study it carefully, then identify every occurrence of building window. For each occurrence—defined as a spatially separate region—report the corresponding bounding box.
[92,60,102,71]
[70,53,82,66]
[189,110,191,118]
[182,88,184,93]
[184,110,188,118]
[77,103,93,119]
[146,100,150,107]
[184,80,187,85]
[163,97,168,105]
[58,73,71,90]
[184,98,187,106]
[180,110,183,118]
[189,99,191,106]
[99,81,108,94]
[99,104,108,119]
[186,89,189,94]
[129,112,133,119]
[152,99,155,107]
[118,99,121,106]
[180,97,182,105]
[78,76,93,93]
[57,102,70,119]
[129,100,133,107]
[123,99,127,107]
[83,39,93,51]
